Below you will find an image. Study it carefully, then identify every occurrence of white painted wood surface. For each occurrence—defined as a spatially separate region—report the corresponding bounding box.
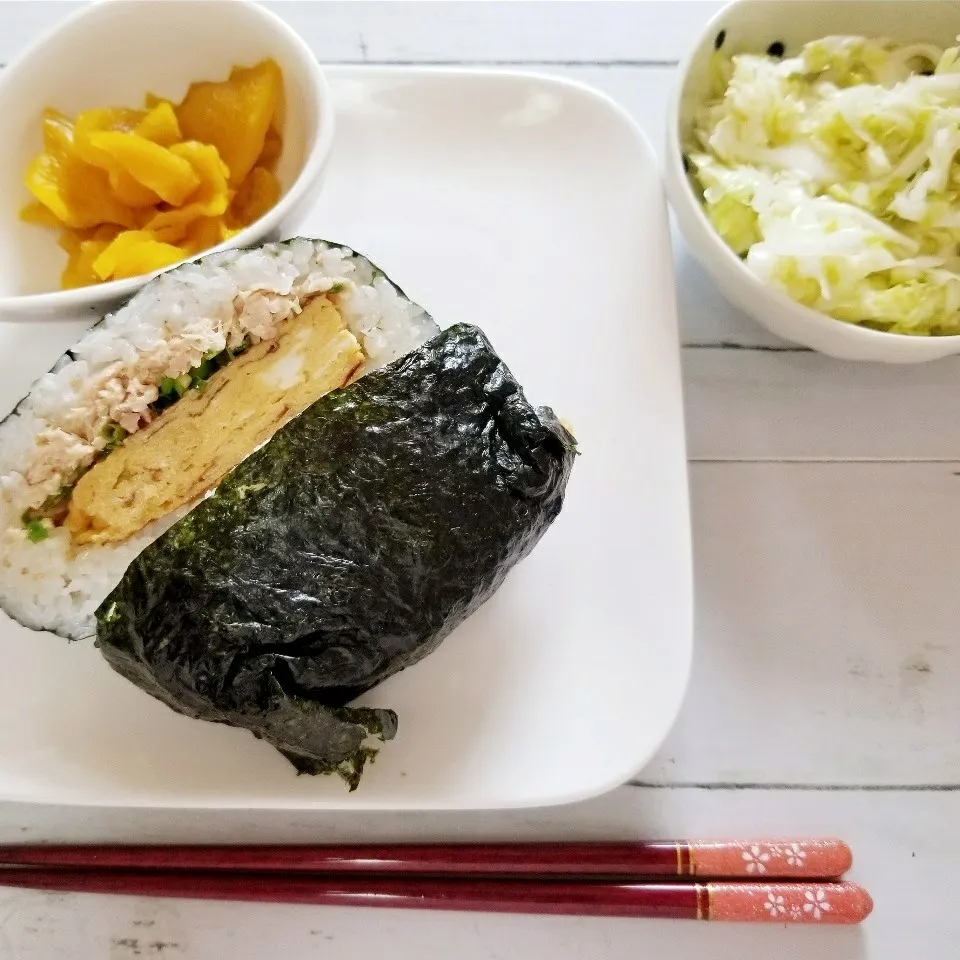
[0,2,956,956]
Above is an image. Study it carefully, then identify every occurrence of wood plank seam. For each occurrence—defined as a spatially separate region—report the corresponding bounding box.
[687,464,960,466]
[627,781,960,791]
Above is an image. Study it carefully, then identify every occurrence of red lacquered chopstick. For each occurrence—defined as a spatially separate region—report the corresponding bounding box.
[0,870,872,923]
[0,839,852,879]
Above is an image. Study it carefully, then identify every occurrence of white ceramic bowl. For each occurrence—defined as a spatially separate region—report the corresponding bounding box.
[665,0,960,363]
[0,0,333,323]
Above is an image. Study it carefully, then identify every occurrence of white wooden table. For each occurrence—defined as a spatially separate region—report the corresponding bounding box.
[1,3,957,957]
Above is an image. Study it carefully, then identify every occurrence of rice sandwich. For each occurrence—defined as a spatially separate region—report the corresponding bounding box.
[0,238,437,639]
[0,239,578,789]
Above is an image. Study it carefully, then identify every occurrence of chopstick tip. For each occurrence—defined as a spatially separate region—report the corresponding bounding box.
[708,880,873,924]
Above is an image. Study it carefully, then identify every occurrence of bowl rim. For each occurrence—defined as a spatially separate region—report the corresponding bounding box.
[0,0,335,318]
[665,0,960,349]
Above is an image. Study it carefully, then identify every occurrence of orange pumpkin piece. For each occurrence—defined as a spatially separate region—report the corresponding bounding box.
[62,241,108,289]
[134,101,181,147]
[72,108,144,170]
[257,129,283,172]
[92,230,184,281]
[25,149,137,230]
[20,201,63,229]
[176,58,282,186]
[109,238,186,280]
[40,109,75,156]
[109,173,163,209]
[27,110,137,229]
[60,225,123,289]
[73,109,161,208]
[88,132,200,206]
[230,166,281,228]
[181,216,237,255]
[144,141,231,234]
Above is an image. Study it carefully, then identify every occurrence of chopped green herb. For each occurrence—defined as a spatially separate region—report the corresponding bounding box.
[101,423,128,452]
[25,518,50,543]
[149,337,252,415]
[329,282,345,294]
[22,484,74,527]
[192,360,213,383]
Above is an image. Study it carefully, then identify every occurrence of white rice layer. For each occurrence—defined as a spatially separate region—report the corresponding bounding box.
[0,239,439,640]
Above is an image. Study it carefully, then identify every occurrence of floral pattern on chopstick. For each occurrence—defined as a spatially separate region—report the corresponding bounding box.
[741,844,772,873]
[688,838,851,881]
[803,888,832,920]
[709,881,866,923]
[763,886,834,921]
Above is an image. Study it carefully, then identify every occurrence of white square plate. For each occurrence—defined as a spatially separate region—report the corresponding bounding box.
[0,67,691,810]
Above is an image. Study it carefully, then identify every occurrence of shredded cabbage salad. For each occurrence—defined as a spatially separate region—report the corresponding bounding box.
[688,35,960,336]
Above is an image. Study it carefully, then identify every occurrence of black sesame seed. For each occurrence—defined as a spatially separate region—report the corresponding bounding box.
[682,154,691,174]
[767,40,785,58]
[714,29,726,50]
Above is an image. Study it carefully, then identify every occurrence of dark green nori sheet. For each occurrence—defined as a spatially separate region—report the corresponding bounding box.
[95,324,577,789]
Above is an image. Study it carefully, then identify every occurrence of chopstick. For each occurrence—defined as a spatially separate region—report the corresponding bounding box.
[0,838,852,879]
[0,839,870,923]
[0,869,873,923]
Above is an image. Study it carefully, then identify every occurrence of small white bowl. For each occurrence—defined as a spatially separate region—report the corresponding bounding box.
[665,0,960,363]
[0,0,334,323]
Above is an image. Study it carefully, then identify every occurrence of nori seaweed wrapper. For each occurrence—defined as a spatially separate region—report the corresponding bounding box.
[95,324,577,789]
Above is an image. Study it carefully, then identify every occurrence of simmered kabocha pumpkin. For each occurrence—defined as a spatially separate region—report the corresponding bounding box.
[21,59,286,288]
[175,59,283,187]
